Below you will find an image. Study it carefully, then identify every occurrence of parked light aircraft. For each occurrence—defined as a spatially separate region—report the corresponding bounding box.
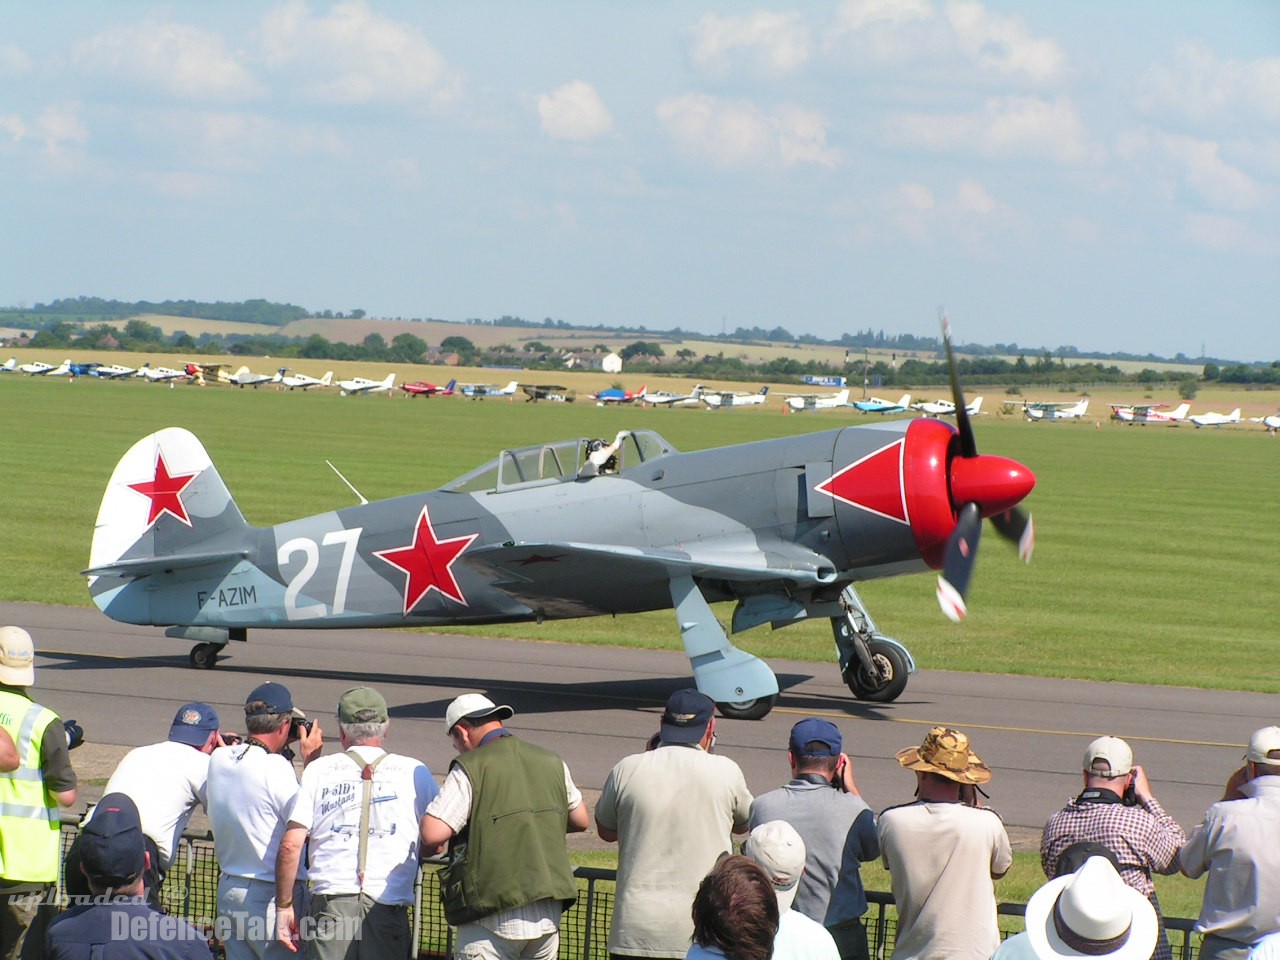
[1023,398,1089,422]
[402,378,455,398]
[913,396,983,417]
[183,362,237,386]
[0,358,15,373]
[702,386,770,409]
[85,318,1034,719]
[282,371,334,391]
[44,360,79,377]
[590,384,646,403]
[337,373,397,396]
[135,364,189,382]
[1250,415,1280,431]
[641,385,705,408]
[19,359,66,375]
[94,363,138,380]
[853,394,911,414]
[460,380,519,399]
[233,366,285,389]
[1188,408,1241,428]
[1109,402,1190,424]
[521,384,575,403]
[783,389,850,412]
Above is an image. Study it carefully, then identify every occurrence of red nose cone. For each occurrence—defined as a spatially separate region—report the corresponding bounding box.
[950,455,1035,517]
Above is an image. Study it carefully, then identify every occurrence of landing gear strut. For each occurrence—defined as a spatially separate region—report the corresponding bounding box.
[832,586,915,702]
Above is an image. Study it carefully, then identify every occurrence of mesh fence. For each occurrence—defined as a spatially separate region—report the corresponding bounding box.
[59,824,1202,960]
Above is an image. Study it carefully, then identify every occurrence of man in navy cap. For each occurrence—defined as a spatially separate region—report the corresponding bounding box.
[208,682,323,960]
[45,792,212,959]
[595,688,753,959]
[749,718,879,960]
[66,702,228,909]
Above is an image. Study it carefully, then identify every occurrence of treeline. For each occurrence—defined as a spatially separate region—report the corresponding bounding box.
[5,297,314,326]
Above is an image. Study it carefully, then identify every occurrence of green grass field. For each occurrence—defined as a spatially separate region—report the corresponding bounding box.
[2,373,1276,693]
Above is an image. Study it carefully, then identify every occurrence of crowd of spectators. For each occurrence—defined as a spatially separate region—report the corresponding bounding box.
[2,622,1278,960]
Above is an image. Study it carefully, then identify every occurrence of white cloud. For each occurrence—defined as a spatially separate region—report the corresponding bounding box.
[1160,134,1266,211]
[35,103,89,160]
[1181,212,1272,255]
[945,1,1066,84]
[537,81,614,142]
[880,178,1014,248]
[1136,43,1280,126]
[72,20,261,101]
[258,1,459,107]
[657,93,839,170]
[687,11,812,77]
[886,95,1094,164]
[826,0,942,65]
[0,44,33,77]
[0,114,25,143]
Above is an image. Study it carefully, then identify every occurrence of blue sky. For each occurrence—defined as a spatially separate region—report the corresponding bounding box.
[2,2,1277,362]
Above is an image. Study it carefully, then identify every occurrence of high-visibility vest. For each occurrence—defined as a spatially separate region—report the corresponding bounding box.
[0,689,62,883]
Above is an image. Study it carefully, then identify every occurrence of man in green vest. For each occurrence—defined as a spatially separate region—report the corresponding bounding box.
[420,693,589,960]
[0,625,81,960]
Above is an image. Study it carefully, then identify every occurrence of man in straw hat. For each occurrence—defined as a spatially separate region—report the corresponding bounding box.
[877,726,1012,960]
[991,855,1158,960]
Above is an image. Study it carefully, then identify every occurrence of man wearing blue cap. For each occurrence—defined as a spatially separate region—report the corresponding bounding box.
[208,682,324,960]
[66,702,228,910]
[46,792,212,959]
[749,718,879,960]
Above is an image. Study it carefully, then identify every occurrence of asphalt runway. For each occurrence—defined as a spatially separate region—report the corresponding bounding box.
[8,600,1276,847]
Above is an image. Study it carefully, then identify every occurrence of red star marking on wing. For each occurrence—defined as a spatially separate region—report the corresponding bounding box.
[814,438,909,525]
[374,505,478,613]
[127,451,200,528]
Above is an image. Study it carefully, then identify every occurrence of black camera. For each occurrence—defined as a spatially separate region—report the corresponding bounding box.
[290,717,314,739]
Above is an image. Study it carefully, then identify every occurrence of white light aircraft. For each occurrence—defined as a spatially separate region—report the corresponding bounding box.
[233,366,286,389]
[44,360,76,377]
[1250,414,1280,431]
[461,380,519,399]
[94,363,138,380]
[913,396,983,417]
[337,372,396,396]
[282,370,333,390]
[702,386,770,409]
[1023,398,1089,422]
[853,394,911,414]
[1110,402,1190,424]
[135,363,189,383]
[641,385,705,408]
[1188,408,1241,428]
[18,359,61,375]
[783,389,851,412]
[0,358,15,373]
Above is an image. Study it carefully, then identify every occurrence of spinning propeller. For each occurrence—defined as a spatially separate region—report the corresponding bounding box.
[936,311,1035,622]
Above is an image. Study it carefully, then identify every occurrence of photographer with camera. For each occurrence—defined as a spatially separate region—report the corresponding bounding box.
[208,682,323,960]
[748,718,879,960]
[1041,735,1186,960]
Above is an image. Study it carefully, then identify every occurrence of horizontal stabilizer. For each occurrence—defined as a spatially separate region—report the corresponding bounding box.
[83,549,250,580]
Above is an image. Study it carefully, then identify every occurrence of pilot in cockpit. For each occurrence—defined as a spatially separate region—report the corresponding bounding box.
[579,430,630,477]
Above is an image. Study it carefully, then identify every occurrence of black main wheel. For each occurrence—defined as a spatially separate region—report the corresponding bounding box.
[845,638,909,702]
[715,695,778,721]
[189,643,222,670]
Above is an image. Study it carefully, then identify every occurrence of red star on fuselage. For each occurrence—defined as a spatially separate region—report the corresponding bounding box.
[128,451,200,528]
[374,504,478,614]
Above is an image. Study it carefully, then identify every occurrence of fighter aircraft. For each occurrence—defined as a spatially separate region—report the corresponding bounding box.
[84,317,1035,720]
[853,394,912,414]
[1187,408,1241,428]
[94,363,139,380]
[1109,402,1190,424]
[401,378,455,398]
[701,386,770,409]
[233,366,286,389]
[640,385,705,408]
[336,373,397,396]
[912,396,983,417]
[1023,398,1089,422]
[521,383,575,403]
[782,389,851,412]
[460,380,519,399]
[282,371,334,391]
[590,384,646,403]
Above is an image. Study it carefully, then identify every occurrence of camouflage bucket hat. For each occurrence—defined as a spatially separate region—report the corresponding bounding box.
[895,726,992,785]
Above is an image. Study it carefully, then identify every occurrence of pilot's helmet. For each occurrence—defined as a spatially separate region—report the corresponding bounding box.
[587,439,607,454]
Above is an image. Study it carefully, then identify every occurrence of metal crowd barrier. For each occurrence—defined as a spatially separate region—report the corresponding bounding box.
[58,824,1202,960]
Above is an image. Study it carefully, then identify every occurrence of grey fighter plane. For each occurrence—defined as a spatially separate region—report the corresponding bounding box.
[85,324,1034,720]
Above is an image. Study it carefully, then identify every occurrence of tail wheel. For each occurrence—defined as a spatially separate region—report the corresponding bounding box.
[715,695,777,721]
[846,638,909,702]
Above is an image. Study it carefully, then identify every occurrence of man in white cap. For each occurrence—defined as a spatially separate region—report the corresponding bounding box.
[877,726,1011,960]
[0,625,80,960]
[420,693,589,959]
[1180,725,1280,960]
[1041,736,1186,960]
[992,856,1158,960]
[742,821,839,960]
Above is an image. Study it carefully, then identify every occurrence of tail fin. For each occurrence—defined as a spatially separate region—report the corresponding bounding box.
[87,428,251,619]
[637,385,647,398]
[833,389,850,405]
[444,378,457,392]
[898,394,911,408]
[383,373,397,389]
[968,396,983,414]
[1171,403,1190,419]
[320,371,333,386]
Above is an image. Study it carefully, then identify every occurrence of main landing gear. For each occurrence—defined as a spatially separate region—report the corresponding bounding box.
[169,626,243,670]
[832,585,915,702]
[188,642,225,670]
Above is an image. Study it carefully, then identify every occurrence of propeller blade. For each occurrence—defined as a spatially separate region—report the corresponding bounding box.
[936,501,982,622]
[991,508,1035,564]
[940,309,977,458]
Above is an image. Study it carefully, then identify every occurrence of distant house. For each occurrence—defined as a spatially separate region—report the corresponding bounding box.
[601,352,623,374]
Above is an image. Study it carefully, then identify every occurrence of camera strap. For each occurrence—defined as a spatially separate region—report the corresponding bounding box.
[1077,788,1123,804]
[796,773,835,787]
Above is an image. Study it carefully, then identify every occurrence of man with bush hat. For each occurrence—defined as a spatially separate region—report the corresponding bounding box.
[749,717,878,960]
[276,686,437,959]
[1041,735,1186,960]
[0,624,80,960]
[420,693,588,960]
[877,726,1011,960]
[45,793,212,959]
